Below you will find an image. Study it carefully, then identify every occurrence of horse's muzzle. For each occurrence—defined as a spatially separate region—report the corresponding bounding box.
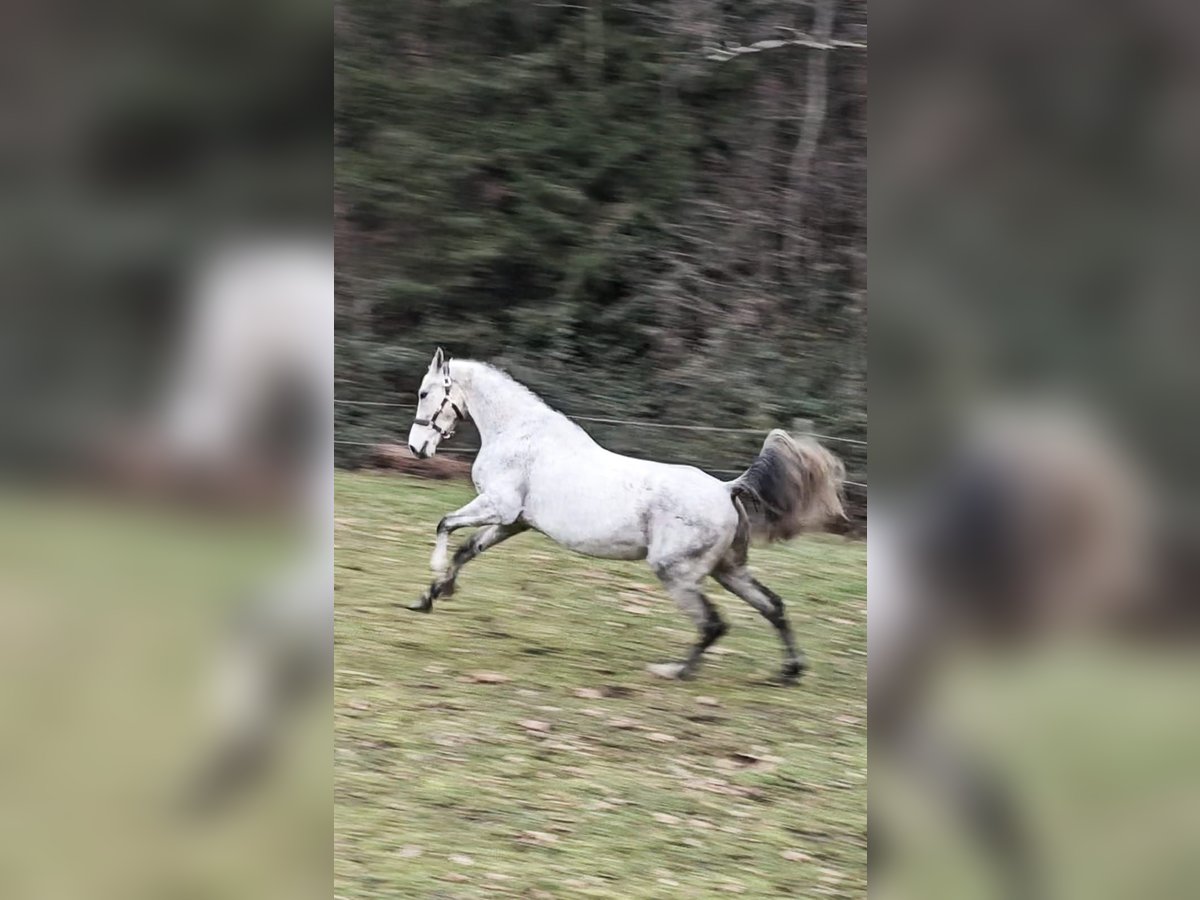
[408,442,428,459]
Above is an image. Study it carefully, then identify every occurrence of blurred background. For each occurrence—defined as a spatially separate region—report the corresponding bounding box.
[334,0,867,527]
[872,0,1200,897]
[0,1,329,898]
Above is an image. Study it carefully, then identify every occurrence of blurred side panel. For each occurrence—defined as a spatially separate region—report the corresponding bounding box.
[871,0,1200,897]
[0,1,330,898]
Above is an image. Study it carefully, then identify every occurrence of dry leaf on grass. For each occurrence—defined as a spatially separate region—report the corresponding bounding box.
[468,672,510,684]
[646,732,677,743]
[519,719,552,733]
[606,717,642,729]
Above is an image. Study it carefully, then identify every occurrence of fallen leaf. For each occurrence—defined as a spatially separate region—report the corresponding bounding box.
[621,605,651,615]
[606,717,642,729]
[687,818,715,829]
[652,812,681,825]
[781,849,809,862]
[469,672,510,684]
[449,854,474,866]
[646,732,677,743]
[519,719,552,733]
[398,846,423,859]
[521,830,559,844]
[696,696,721,707]
[574,687,605,700]
[443,872,469,883]
[729,752,763,766]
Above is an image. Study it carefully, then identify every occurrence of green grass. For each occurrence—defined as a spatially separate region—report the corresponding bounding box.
[335,472,867,898]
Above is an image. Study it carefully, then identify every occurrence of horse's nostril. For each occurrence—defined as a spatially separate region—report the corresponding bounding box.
[408,443,421,458]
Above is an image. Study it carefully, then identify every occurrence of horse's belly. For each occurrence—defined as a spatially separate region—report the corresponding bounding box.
[524,494,649,561]
[555,533,648,561]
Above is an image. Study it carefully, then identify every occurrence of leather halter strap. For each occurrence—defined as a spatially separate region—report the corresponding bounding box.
[413,378,464,438]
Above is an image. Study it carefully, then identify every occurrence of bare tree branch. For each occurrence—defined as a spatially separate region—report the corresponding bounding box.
[782,0,836,288]
[704,35,864,62]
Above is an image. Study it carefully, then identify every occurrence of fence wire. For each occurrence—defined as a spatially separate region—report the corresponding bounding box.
[334,398,867,447]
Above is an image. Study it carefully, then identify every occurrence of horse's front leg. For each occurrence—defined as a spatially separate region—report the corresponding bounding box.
[406,495,508,612]
[426,521,527,602]
[430,495,509,573]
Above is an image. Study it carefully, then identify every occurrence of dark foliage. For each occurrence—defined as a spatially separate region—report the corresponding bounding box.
[335,0,866,522]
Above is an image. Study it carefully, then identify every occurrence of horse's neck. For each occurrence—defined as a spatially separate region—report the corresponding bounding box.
[456,362,555,444]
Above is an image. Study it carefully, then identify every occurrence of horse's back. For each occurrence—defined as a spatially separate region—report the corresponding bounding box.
[522,444,735,561]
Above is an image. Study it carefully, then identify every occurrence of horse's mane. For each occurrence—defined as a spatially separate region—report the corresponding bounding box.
[454,359,560,416]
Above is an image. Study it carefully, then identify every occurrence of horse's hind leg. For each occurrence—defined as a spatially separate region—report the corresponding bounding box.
[713,565,806,682]
[407,522,526,612]
[647,561,728,680]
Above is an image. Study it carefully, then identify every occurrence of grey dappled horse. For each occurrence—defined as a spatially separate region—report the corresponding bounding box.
[405,349,846,683]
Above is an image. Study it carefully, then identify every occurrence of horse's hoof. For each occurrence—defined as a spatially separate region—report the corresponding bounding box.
[778,660,806,684]
[405,595,432,613]
[647,662,691,680]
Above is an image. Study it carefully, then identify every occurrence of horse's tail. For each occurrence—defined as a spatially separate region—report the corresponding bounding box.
[727,429,847,543]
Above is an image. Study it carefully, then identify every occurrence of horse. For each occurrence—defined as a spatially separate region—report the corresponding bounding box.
[405,348,847,683]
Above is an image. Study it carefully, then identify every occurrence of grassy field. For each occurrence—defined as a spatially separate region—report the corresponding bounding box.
[334,472,866,898]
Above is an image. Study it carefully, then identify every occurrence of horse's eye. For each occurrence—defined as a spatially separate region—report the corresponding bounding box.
[419,391,428,400]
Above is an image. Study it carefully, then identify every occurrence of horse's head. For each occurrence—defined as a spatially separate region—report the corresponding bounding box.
[408,347,466,459]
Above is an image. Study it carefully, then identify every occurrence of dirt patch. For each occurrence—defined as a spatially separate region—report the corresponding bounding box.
[371,443,473,479]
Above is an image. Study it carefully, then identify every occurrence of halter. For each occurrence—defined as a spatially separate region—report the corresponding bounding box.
[413,375,464,439]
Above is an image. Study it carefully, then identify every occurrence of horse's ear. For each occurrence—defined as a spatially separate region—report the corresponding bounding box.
[431,347,445,371]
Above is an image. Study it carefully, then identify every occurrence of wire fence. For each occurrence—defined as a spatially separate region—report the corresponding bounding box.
[334,398,867,490]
